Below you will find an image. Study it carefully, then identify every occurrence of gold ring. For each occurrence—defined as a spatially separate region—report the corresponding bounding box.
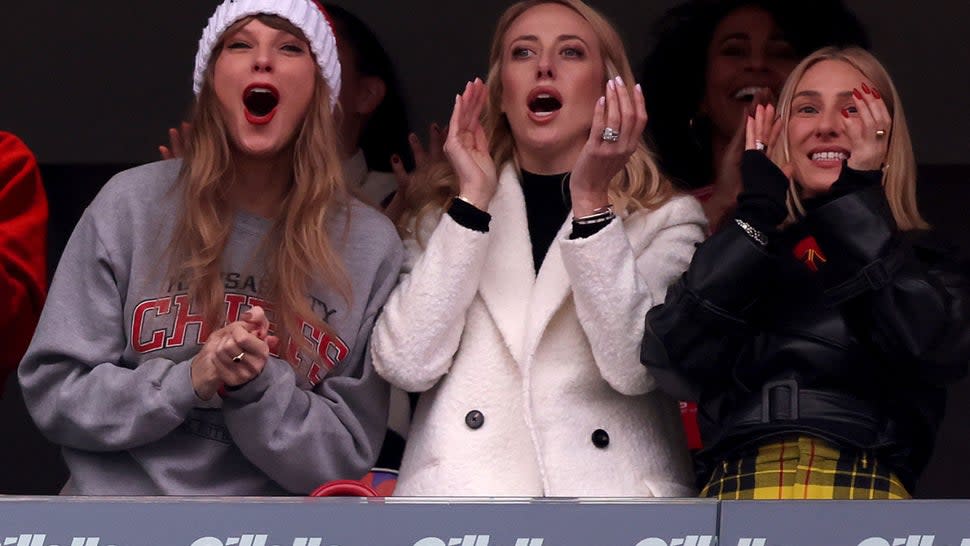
[875,129,887,138]
[231,351,245,363]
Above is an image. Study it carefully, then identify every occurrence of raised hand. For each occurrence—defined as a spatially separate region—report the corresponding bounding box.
[569,76,648,217]
[384,122,446,223]
[744,103,783,154]
[735,102,793,234]
[443,78,497,210]
[159,122,191,160]
[843,82,891,172]
[704,89,779,230]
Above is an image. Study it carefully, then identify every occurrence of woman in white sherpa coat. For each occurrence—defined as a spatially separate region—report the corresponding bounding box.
[372,0,706,497]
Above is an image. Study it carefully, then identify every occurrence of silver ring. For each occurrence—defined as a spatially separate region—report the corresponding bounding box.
[231,351,246,363]
[875,129,887,138]
[601,127,620,142]
[754,139,766,152]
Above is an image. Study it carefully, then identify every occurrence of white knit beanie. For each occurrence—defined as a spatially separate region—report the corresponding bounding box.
[193,0,341,109]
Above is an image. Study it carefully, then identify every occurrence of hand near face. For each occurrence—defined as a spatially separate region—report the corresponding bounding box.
[569,76,648,217]
[443,78,497,210]
[385,123,446,223]
[744,103,784,154]
[705,91,778,230]
[843,83,891,172]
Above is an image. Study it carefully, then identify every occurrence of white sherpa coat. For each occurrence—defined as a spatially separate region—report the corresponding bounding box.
[372,163,707,497]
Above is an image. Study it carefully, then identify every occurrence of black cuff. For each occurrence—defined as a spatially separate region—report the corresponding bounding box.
[569,217,613,239]
[447,197,491,233]
[736,151,790,233]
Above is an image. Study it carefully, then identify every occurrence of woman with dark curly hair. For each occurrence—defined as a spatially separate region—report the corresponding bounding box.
[640,0,868,229]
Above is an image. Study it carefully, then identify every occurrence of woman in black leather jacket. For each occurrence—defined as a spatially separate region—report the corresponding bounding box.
[641,46,970,499]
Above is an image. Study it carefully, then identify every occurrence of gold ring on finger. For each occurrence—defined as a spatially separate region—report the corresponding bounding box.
[875,129,887,138]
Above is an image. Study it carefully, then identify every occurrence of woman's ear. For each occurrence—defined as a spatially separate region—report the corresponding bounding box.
[354,76,387,117]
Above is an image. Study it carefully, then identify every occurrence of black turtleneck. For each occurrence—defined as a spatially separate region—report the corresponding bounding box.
[520,170,572,272]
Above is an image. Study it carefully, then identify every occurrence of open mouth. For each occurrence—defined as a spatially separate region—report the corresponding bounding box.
[527,88,563,118]
[810,151,850,162]
[243,84,280,119]
[733,86,771,102]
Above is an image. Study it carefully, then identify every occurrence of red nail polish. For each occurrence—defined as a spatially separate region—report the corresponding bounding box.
[391,155,400,164]
[841,109,850,118]
[872,88,882,100]
[861,82,871,94]
[852,88,863,100]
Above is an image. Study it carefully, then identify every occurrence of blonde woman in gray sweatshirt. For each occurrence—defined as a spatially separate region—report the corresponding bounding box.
[18,0,402,495]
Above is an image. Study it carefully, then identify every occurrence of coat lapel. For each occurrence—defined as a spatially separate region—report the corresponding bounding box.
[478,164,536,364]
[522,214,574,369]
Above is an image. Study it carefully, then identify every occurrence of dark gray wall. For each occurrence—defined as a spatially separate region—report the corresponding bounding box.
[1,1,968,165]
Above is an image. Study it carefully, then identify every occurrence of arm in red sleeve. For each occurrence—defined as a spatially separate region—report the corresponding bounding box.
[0,132,48,391]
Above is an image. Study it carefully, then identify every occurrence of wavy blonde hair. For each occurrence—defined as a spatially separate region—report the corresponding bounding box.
[401,0,675,234]
[166,14,350,355]
[771,46,927,230]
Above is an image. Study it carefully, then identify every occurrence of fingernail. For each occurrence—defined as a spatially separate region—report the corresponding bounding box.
[409,133,418,143]
[635,83,642,93]
[872,88,881,100]
[391,154,401,164]
[841,108,850,118]
[432,122,441,133]
[607,79,615,90]
[852,88,863,100]
[598,96,606,106]
[615,75,625,87]
[861,82,871,94]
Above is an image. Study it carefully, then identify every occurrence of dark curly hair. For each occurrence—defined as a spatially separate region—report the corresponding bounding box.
[640,0,869,190]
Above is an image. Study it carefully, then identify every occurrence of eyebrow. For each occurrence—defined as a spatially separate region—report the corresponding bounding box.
[510,34,589,46]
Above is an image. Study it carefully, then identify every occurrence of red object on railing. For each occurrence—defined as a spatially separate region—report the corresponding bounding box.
[309,479,378,497]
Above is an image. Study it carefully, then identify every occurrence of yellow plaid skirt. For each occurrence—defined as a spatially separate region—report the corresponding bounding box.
[700,435,911,499]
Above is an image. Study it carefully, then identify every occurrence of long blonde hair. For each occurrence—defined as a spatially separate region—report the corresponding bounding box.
[772,46,927,230]
[166,14,350,355]
[402,0,675,233]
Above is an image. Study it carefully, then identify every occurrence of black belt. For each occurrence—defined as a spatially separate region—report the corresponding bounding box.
[730,380,886,433]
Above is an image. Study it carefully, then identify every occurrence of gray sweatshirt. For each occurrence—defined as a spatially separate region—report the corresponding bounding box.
[19,159,403,495]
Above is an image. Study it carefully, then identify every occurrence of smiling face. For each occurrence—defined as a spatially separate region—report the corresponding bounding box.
[787,59,875,196]
[701,5,798,139]
[212,18,318,160]
[499,2,605,171]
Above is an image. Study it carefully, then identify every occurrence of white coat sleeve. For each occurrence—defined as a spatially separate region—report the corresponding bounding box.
[559,195,707,395]
[371,214,491,392]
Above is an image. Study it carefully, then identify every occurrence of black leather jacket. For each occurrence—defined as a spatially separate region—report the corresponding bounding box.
[641,161,970,491]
